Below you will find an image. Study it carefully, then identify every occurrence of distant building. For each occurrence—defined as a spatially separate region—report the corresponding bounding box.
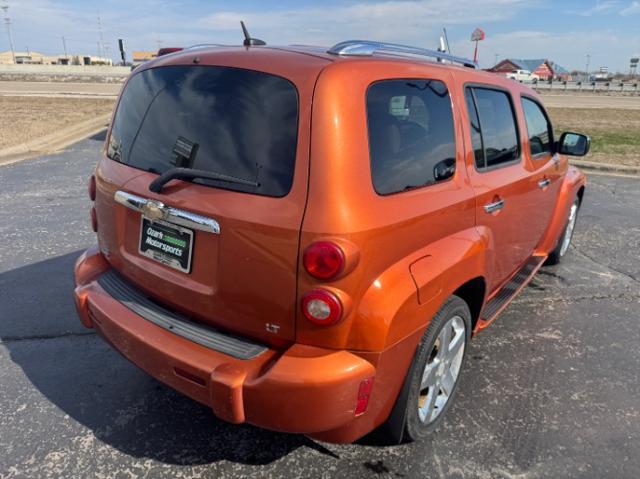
[0,50,113,66]
[132,51,157,66]
[490,58,572,81]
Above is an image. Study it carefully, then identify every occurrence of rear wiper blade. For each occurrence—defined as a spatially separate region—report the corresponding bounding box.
[149,167,259,193]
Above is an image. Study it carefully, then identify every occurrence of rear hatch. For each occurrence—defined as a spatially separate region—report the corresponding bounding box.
[93,52,323,345]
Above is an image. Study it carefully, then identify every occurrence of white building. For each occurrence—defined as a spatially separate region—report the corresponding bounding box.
[0,50,113,66]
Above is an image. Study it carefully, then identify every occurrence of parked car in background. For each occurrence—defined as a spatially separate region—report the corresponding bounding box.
[507,69,540,83]
[74,39,590,444]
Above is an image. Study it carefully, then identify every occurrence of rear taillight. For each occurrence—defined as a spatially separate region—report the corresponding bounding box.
[355,377,375,415]
[301,289,342,326]
[90,207,98,232]
[303,241,345,280]
[88,175,96,201]
[88,175,97,232]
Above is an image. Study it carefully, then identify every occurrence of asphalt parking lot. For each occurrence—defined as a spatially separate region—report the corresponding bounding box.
[1,133,639,478]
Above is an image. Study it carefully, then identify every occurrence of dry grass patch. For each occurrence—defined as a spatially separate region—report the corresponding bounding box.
[0,96,115,150]
[547,108,640,167]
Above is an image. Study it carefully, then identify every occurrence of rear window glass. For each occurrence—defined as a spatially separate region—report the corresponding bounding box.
[366,79,456,195]
[107,65,299,197]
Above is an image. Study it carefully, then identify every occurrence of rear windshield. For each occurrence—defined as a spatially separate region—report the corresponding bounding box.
[107,65,299,197]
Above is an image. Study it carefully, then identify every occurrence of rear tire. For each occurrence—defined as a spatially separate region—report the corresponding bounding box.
[381,296,472,443]
[546,197,580,265]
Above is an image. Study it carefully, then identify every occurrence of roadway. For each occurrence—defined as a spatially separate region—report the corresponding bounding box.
[1,135,639,478]
[539,93,640,109]
[0,81,121,99]
[2,80,640,109]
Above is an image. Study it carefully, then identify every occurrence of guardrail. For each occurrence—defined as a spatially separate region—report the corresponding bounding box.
[0,64,131,77]
[532,79,640,94]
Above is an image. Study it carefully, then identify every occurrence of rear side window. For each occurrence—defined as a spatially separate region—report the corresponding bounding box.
[465,87,520,169]
[366,79,456,195]
[107,66,299,197]
[521,97,553,156]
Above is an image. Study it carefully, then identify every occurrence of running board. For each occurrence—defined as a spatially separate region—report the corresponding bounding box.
[480,255,546,322]
[97,270,268,360]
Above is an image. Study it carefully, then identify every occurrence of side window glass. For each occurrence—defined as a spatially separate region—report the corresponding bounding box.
[465,88,485,168]
[366,79,457,195]
[521,97,553,156]
[471,88,520,168]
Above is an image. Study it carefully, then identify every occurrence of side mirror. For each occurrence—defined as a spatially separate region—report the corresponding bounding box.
[556,132,591,157]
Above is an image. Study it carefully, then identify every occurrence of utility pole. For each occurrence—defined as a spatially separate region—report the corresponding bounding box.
[494,53,499,67]
[585,54,591,81]
[97,10,105,59]
[62,36,67,60]
[1,3,16,64]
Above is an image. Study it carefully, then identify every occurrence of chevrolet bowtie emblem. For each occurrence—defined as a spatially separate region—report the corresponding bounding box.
[142,200,166,221]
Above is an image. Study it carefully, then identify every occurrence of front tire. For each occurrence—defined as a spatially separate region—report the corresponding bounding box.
[546,197,580,265]
[401,296,472,441]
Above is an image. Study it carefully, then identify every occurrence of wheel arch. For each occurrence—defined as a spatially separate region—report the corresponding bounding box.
[452,277,486,334]
[577,184,585,205]
[537,165,587,254]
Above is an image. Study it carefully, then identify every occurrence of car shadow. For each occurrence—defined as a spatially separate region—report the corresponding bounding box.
[89,129,107,142]
[0,251,337,466]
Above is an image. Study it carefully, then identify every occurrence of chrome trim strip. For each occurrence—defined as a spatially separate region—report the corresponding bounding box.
[114,190,148,211]
[114,190,220,234]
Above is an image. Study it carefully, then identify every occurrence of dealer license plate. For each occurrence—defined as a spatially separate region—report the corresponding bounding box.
[139,217,194,273]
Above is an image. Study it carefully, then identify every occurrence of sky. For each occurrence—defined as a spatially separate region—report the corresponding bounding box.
[1,0,639,72]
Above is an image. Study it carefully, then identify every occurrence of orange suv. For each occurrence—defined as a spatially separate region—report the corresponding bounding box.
[74,40,589,444]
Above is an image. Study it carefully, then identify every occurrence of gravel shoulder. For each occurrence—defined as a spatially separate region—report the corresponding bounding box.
[0,96,115,150]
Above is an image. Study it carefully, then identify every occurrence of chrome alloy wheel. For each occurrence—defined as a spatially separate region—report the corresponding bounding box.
[560,201,579,257]
[418,316,466,424]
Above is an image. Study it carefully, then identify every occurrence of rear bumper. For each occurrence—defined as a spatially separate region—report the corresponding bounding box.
[74,247,376,438]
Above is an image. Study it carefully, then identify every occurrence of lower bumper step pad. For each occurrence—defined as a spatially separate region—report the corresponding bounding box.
[97,270,268,360]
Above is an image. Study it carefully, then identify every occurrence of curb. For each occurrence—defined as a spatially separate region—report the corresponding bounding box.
[0,113,111,166]
[570,159,640,176]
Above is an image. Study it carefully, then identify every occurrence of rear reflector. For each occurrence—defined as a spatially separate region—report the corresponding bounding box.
[90,207,98,232]
[355,377,375,415]
[301,289,342,326]
[303,241,345,280]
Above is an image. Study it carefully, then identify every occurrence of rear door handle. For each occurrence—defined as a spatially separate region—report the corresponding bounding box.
[538,178,551,189]
[484,198,505,214]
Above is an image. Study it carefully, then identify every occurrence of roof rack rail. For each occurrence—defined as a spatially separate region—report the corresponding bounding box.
[327,40,477,68]
[184,43,227,51]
